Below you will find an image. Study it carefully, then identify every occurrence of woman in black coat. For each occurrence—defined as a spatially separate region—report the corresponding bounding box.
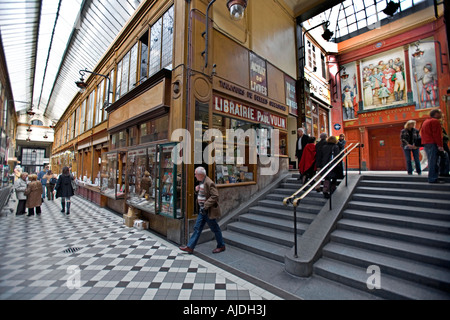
[317,136,343,198]
[55,166,74,215]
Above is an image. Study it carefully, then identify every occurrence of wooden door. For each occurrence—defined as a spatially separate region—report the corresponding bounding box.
[369,125,406,171]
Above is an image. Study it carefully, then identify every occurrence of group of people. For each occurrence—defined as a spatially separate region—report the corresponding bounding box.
[296,128,346,198]
[401,108,449,183]
[14,166,75,216]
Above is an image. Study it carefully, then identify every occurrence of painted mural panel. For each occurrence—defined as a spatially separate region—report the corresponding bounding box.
[409,40,439,109]
[340,62,358,121]
[360,47,407,111]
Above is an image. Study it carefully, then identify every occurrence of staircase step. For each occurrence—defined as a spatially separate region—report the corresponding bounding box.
[337,219,450,249]
[227,221,296,246]
[258,199,323,214]
[239,213,310,233]
[330,229,450,268]
[351,193,450,210]
[322,242,450,291]
[266,193,327,205]
[248,206,317,224]
[347,201,450,221]
[343,209,450,233]
[221,230,289,262]
[359,179,450,191]
[314,258,450,300]
[355,186,450,200]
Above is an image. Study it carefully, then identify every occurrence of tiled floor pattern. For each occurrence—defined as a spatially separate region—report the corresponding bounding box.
[0,196,281,300]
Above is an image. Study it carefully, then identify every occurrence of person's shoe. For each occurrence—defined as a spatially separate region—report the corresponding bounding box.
[429,179,446,184]
[212,246,226,254]
[179,246,193,254]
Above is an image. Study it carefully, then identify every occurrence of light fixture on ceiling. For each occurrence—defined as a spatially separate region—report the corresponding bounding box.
[382,1,400,17]
[43,133,49,139]
[27,109,36,116]
[226,0,248,21]
[26,126,32,132]
[26,137,31,142]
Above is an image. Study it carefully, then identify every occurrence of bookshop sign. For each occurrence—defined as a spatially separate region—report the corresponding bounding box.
[213,95,287,130]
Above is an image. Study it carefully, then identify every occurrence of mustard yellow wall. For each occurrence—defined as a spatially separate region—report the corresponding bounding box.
[210,0,297,79]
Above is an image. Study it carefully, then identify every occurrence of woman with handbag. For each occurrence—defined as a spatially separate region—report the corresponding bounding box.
[55,166,74,215]
[25,174,43,216]
[400,120,422,175]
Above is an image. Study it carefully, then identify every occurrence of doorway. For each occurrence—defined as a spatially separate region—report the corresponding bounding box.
[369,125,406,171]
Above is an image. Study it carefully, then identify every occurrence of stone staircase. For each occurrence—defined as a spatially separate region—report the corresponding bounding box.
[221,173,327,262]
[314,175,450,300]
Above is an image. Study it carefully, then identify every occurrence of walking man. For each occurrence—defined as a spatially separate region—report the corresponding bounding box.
[179,167,225,254]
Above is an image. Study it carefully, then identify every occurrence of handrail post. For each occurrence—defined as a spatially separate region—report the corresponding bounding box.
[345,149,348,187]
[293,205,298,258]
[359,143,362,175]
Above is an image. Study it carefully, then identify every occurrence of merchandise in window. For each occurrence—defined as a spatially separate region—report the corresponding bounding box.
[126,146,157,214]
[212,115,257,185]
[100,151,125,199]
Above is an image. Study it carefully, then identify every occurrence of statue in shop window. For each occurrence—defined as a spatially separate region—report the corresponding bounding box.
[414,63,439,109]
[140,171,152,198]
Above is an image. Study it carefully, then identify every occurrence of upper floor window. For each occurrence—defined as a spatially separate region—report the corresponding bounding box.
[31,120,44,126]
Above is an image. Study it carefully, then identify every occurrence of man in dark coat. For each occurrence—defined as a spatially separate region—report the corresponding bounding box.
[296,128,310,180]
[55,166,75,214]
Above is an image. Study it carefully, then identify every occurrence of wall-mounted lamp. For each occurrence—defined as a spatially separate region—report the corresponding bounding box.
[382,1,400,17]
[75,68,113,110]
[202,0,248,68]
[411,40,446,73]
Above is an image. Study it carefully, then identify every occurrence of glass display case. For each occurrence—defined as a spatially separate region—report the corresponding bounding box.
[126,146,157,214]
[100,151,125,199]
[157,143,180,219]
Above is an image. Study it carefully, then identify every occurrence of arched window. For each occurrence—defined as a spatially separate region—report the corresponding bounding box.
[31,120,44,126]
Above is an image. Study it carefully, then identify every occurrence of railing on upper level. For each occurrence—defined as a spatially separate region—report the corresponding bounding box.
[283,142,363,257]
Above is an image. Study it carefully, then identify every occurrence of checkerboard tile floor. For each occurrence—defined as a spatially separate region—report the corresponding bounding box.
[0,196,281,300]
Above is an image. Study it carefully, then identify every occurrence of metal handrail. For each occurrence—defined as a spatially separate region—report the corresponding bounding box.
[293,142,360,207]
[283,142,362,258]
[283,143,358,207]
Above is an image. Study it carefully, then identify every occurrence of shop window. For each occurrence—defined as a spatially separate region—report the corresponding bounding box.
[111,130,127,150]
[128,126,138,147]
[86,90,95,130]
[149,6,174,77]
[95,79,104,126]
[140,115,169,144]
[139,30,149,84]
[80,98,86,134]
[115,59,123,101]
[120,51,130,98]
[129,43,138,89]
[212,115,257,185]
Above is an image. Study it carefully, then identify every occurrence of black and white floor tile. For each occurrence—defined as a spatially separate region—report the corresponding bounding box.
[0,196,280,300]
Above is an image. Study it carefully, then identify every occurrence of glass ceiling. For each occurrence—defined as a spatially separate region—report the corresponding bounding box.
[0,0,143,122]
[312,0,429,43]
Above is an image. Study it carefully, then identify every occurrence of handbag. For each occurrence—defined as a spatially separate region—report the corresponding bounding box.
[71,179,78,191]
